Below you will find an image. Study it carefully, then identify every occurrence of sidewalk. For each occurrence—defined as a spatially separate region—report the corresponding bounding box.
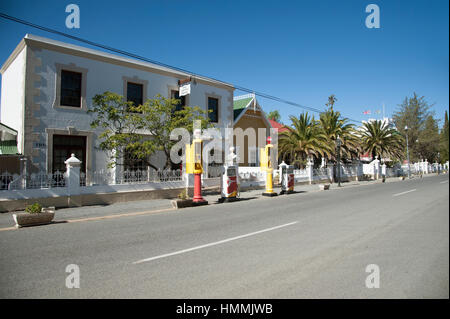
[0,174,437,229]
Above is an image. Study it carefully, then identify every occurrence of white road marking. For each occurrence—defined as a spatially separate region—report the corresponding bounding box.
[440,180,448,184]
[393,189,417,197]
[133,221,298,264]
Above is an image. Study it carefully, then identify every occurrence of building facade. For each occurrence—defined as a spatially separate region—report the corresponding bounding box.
[233,94,273,166]
[0,34,235,180]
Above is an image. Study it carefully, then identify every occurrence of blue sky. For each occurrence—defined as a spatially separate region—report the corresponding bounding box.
[0,0,448,126]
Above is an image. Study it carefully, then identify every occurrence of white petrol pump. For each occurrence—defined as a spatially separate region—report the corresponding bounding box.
[279,161,295,194]
[220,146,239,202]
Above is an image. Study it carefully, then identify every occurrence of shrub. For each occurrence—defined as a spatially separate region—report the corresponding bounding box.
[178,189,189,200]
[25,203,42,214]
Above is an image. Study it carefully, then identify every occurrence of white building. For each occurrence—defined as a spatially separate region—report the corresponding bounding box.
[0,34,235,180]
[362,117,396,129]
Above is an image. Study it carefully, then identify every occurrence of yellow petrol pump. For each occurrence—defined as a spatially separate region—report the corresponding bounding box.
[260,136,277,197]
[185,129,208,205]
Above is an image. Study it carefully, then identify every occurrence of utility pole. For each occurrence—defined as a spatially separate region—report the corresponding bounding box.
[336,136,342,187]
[405,126,411,179]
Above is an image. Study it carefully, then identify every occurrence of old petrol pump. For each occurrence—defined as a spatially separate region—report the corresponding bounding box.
[279,161,295,194]
[261,136,277,197]
[221,146,239,202]
[185,129,208,205]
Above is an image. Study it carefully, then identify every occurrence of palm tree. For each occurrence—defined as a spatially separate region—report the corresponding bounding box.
[279,113,331,167]
[326,94,337,110]
[318,108,360,161]
[359,120,404,161]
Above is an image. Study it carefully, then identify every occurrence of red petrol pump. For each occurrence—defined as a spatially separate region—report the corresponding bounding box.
[279,161,295,194]
[220,146,239,202]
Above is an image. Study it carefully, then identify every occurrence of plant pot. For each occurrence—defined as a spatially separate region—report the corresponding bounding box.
[319,184,330,190]
[171,199,194,209]
[13,207,55,228]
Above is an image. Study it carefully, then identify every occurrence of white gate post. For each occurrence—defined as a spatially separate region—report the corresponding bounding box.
[65,154,82,206]
[306,157,313,184]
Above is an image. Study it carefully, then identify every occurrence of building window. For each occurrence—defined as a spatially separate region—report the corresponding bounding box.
[127,82,143,112]
[171,90,186,112]
[208,97,219,123]
[60,70,82,107]
[52,135,86,173]
[124,149,146,171]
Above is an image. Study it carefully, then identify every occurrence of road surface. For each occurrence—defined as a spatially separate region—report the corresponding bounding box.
[0,174,448,298]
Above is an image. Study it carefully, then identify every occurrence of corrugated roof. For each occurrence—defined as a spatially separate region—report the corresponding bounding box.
[0,140,19,155]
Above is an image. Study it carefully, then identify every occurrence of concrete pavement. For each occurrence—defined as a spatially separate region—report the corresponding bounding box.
[0,174,448,298]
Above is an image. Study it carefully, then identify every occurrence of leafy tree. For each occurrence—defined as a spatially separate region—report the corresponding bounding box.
[267,110,281,122]
[89,92,210,170]
[279,113,330,167]
[439,111,449,163]
[359,120,404,161]
[393,92,434,162]
[416,115,441,162]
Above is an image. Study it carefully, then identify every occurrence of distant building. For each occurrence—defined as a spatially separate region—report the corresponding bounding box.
[268,119,289,134]
[233,94,272,166]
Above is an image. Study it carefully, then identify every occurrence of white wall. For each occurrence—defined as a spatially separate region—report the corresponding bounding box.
[0,47,26,153]
[29,47,233,172]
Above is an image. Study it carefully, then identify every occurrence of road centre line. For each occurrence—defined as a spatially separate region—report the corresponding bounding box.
[392,189,417,197]
[133,221,299,264]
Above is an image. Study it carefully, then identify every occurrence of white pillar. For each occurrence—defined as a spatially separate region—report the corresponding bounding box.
[65,154,82,207]
[19,156,28,190]
[306,158,313,184]
[373,157,380,180]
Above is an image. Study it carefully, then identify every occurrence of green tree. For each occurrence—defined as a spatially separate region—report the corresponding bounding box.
[416,115,441,162]
[325,94,337,110]
[279,113,330,168]
[439,111,449,163]
[318,107,360,161]
[359,120,404,161]
[89,92,210,170]
[267,110,281,122]
[393,92,434,162]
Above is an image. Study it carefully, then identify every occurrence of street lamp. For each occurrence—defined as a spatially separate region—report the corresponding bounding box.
[405,126,411,179]
[336,135,342,187]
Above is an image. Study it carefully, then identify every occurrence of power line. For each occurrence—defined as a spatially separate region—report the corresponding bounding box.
[0,12,361,123]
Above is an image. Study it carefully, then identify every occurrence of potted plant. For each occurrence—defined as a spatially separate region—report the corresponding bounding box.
[171,189,194,209]
[13,203,55,228]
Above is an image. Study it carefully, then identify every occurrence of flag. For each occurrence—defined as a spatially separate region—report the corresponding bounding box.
[363,110,371,115]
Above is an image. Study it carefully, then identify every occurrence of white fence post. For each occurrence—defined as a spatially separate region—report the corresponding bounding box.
[19,157,28,190]
[373,157,380,180]
[65,154,81,197]
[306,158,313,184]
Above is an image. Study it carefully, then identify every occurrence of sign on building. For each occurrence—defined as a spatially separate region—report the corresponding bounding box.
[179,83,191,96]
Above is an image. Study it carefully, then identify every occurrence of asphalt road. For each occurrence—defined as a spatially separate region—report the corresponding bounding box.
[0,174,448,298]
